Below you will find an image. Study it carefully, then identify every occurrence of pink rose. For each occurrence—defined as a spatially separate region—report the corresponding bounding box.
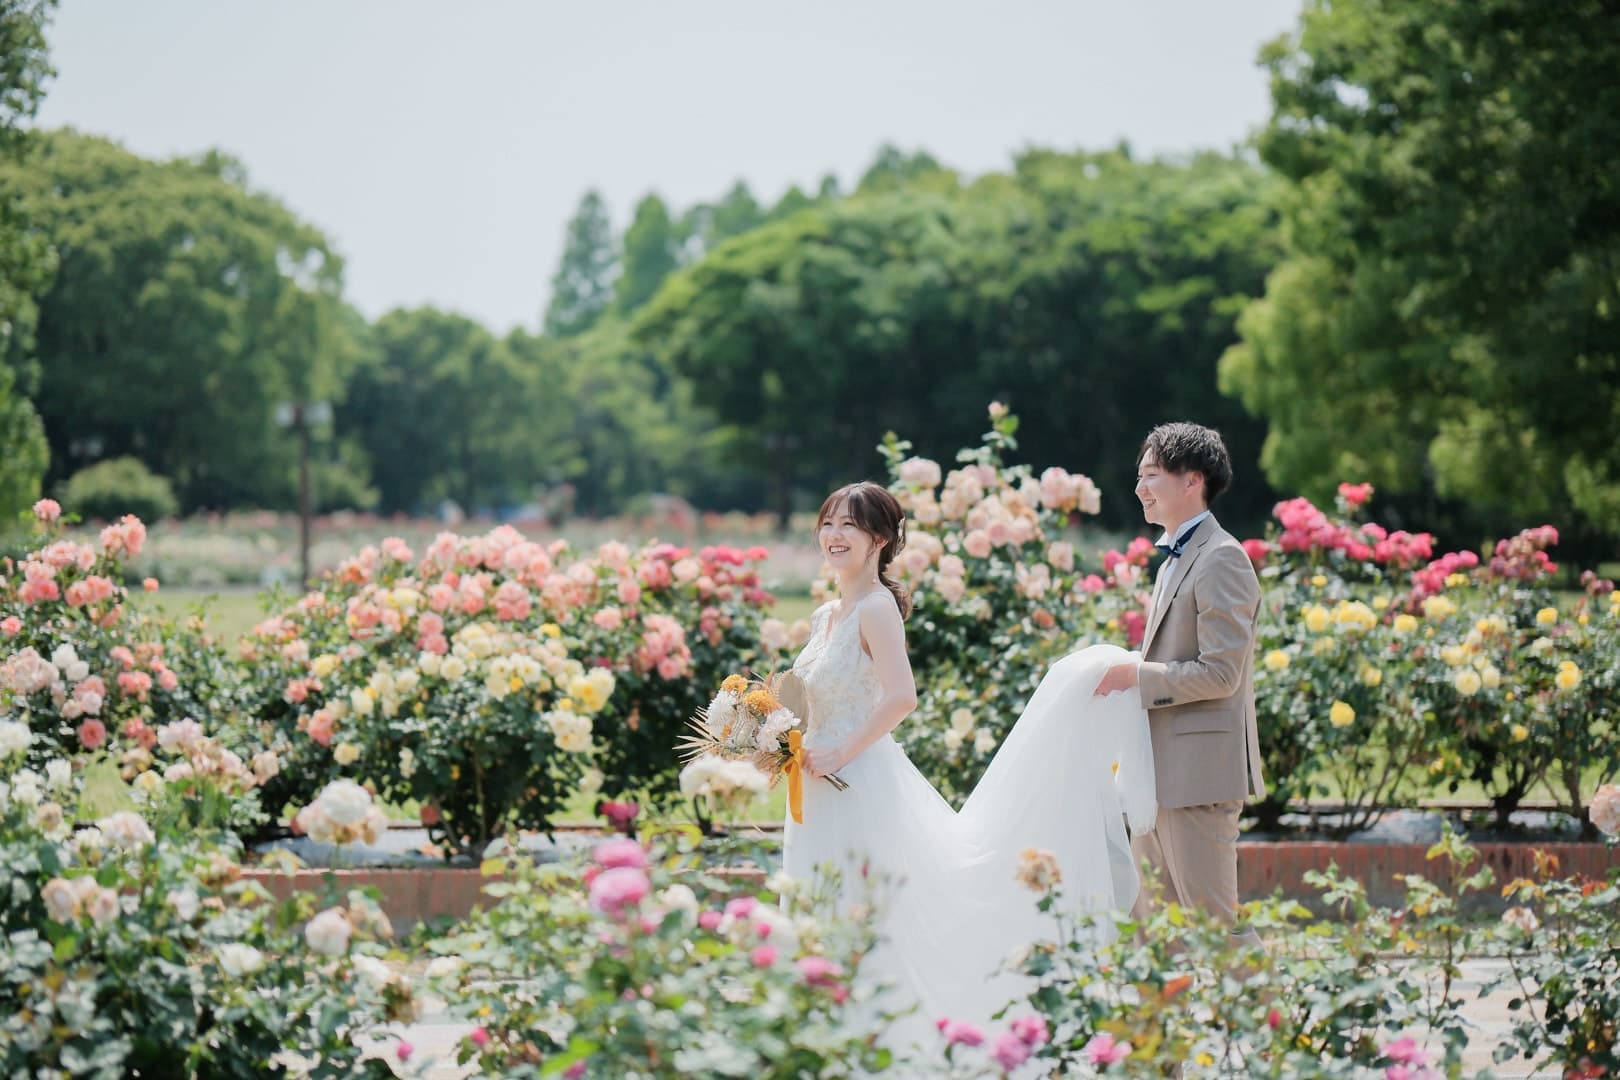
[1338,481,1374,507]
[724,897,758,919]
[937,575,966,604]
[1047,541,1075,572]
[898,456,942,488]
[1008,1015,1048,1045]
[1591,783,1620,837]
[419,803,442,826]
[593,606,623,631]
[991,1031,1031,1070]
[592,838,648,870]
[942,1021,984,1048]
[656,655,684,680]
[1085,1033,1132,1066]
[468,1026,489,1048]
[307,711,335,747]
[796,956,844,987]
[32,498,61,523]
[749,944,777,968]
[588,866,651,915]
[698,910,723,931]
[0,616,20,636]
[617,580,642,606]
[142,577,159,591]
[77,718,107,750]
[963,530,992,559]
[564,1062,586,1080]
[1080,573,1106,593]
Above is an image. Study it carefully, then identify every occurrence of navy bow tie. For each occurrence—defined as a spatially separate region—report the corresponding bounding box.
[1155,520,1204,560]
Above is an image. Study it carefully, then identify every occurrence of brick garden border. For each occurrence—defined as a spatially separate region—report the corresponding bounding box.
[245,841,1620,930]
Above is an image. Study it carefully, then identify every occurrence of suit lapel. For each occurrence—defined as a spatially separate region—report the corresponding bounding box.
[1141,519,1217,654]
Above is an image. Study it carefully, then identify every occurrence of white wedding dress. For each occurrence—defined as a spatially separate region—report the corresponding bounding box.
[783,593,1155,1058]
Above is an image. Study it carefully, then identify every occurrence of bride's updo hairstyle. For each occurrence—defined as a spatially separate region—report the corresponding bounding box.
[815,481,911,619]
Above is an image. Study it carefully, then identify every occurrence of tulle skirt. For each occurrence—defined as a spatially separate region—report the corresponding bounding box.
[783,643,1155,1062]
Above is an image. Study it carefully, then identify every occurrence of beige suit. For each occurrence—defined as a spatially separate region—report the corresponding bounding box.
[1130,515,1265,942]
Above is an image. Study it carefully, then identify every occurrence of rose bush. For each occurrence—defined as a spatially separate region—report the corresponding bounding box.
[0,739,403,1077]
[230,527,780,854]
[425,839,892,1077]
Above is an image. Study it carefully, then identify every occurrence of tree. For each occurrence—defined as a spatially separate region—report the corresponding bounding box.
[856,143,955,196]
[613,193,681,316]
[636,151,1280,534]
[1221,0,1620,548]
[679,181,766,263]
[0,0,56,515]
[339,307,535,514]
[3,131,348,511]
[543,189,617,338]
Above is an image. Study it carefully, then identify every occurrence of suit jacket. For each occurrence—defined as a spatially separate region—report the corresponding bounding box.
[1137,515,1266,809]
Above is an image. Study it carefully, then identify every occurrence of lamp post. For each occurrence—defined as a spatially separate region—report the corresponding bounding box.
[275,400,332,588]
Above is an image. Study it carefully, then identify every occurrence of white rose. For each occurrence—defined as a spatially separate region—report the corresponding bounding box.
[350,953,392,990]
[45,759,71,790]
[349,689,375,717]
[216,942,265,977]
[660,883,700,914]
[169,888,200,922]
[41,877,80,922]
[12,770,42,808]
[418,652,442,677]
[944,729,965,752]
[97,811,154,849]
[251,751,280,784]
[0,719,33,756]
[314,779,372,827]
[398,748,417,779]
[949,708,975,735]
[304,908,353,956]
[71,826,105,857]
[973,729,997,755]
[440,656,468,681]
[333,742,361,766]
[86,885,120,925]
[424,955,464,979]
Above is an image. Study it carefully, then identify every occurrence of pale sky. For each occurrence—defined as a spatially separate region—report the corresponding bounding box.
[36,1,1302,333]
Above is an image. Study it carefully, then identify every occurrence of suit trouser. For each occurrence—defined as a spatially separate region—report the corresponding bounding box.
[1130,800,1264,953]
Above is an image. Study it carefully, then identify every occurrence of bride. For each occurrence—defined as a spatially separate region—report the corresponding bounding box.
[782,481,1155,1055]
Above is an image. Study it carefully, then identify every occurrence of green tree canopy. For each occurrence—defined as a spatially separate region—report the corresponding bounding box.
[1221,0,1620,546]
[3,129,348,511]
[613,193,681,317]
[0,0,56,515]
[544,189,618,338]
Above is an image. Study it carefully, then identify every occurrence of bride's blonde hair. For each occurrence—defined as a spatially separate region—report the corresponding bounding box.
[815,482,911,619]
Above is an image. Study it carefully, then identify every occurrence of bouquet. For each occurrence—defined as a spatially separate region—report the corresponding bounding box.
[677,671,847,823]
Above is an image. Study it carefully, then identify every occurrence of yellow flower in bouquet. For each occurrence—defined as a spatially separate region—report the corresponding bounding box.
[677,670,847,824]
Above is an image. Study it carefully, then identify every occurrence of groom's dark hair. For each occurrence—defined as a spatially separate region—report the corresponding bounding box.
[1139,422,1233,506]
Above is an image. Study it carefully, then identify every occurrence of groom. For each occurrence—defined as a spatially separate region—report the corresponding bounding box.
[1094,422,1265,949]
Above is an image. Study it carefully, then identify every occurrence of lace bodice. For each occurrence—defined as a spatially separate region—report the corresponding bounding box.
[791,595,885,749]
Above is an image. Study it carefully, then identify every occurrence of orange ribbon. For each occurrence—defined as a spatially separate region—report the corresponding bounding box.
[786,729,806,824]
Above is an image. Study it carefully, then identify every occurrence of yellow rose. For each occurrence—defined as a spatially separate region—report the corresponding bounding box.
[1303,605,1331,634]
[1536,607,1558,626]
[1510,724,1529,743]
[1329,700,1356,728]
[311,654,339,678]
[1440,645,1467,668]
[1555,662,1581,692]
[1393,614,1419,635]
[1360,666,1383,687]
[1373,596,1390,611]
[1422,595,1457,620]
[1577,613,1589,627]
[541,623,562,639]
[1445,573,1469,588]
[333,742,361,765]
[1453,669,1482,697]
[1263,650,1291,672]
[1334,601,1377,632]
[1481,665,1501,690]
[1311,574,1328,588]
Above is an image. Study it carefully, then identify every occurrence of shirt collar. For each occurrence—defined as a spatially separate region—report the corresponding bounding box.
[1155,510,1212,556]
